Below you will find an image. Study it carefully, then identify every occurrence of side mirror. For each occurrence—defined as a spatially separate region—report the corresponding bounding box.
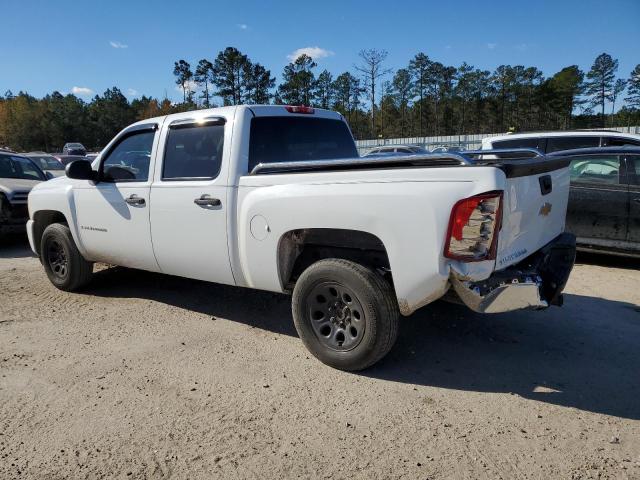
[65,160,97,182]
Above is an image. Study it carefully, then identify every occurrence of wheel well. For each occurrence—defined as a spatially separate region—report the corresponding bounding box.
[278,228,391,291]
[33,210,68,255]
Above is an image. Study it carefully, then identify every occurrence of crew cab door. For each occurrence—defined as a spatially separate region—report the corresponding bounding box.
[74,124,160,270]
[626,154,640,246]
[149,116,235,284]
[565,153,628,242]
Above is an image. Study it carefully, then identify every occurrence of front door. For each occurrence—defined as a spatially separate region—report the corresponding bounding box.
[566,154,628,243]
[149,117,235,285]
[74,126,160,271]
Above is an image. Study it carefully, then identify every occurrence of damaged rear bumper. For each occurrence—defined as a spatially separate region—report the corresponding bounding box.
[450,233,576,314]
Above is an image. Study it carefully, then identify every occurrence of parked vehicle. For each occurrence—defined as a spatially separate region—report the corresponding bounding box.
[27,106,576,370]
[25,152,66,177]
[481,130,640,154]
[84,153,99,162]
[53,154,91,166]
[430,145,466,153]
[62,143,87,156]
[0,152,47,236]
[548,146,640,257]
[364,145,428,156]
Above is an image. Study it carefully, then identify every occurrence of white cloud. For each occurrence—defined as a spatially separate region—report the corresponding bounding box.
[514,43,530,51]
[110,41,128,49]
[287,46,334,62]
[487,43,497,50]
[127,88,139,97]
[175,80,198,93]
[71,86,94,96]
[237,23,248,30]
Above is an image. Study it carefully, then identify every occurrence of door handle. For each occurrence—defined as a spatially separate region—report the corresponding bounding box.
[125,194,145,206]
[194,194,221,207]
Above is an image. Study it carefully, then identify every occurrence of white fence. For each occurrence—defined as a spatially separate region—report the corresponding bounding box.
[355,126,640,154]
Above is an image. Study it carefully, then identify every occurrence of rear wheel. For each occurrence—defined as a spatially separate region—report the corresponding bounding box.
[41,223,93,291]
[292,259,399,371]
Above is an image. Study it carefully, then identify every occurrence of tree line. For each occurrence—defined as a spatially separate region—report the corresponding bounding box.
[1,48,639,152]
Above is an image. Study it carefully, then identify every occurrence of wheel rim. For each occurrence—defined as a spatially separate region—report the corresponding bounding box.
[306,282,366,351]
[46,239,68,279]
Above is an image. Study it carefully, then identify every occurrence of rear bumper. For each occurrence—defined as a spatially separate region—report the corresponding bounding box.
[450,233,576,314]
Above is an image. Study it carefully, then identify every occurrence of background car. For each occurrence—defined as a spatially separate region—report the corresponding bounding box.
[364,145,428,156]
[0,152,47,236]
[481,130,640,154]
[550,146,640,257]
[25,152,66,177]
[52,154,91,166]
[62,142,87,156]
[430,145,466,153]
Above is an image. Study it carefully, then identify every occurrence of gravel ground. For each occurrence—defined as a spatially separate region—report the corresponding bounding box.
[1,234,639,479]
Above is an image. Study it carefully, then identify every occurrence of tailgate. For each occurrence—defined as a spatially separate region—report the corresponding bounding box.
[495,162,571,270]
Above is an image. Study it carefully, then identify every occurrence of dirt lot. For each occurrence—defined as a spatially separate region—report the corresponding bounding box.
[1,234,639,479]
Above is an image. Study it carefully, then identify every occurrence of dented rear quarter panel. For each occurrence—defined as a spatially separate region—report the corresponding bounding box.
[236,167,504,315]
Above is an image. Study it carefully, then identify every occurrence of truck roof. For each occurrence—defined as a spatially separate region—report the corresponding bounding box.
[129,105,343,129]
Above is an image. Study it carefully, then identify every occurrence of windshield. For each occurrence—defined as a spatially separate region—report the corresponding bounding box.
[248,117,358,171]
[0,155,45,180]
[30,155,64,170]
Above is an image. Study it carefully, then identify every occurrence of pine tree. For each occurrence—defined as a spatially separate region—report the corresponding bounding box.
[584,53,619,126]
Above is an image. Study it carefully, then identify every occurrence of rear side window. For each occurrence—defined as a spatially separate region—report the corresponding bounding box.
[546,136,600,153]
[163,124,225,180]
[603,136,640,147]
[569,155,621,185]
[492,138,540,150]
[248,117,357,171]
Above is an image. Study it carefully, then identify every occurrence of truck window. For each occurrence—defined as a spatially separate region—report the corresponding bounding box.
[248,117,358,171]
[162,124,224,180]
[546,136,600,153]
[101,131,155,182]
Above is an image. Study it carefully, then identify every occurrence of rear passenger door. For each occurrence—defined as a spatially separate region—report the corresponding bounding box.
[626,154,640,245]
[149,116,235,285]
[566,154,628,243]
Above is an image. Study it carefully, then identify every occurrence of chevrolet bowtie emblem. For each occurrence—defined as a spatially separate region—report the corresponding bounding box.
[539,202,552,216]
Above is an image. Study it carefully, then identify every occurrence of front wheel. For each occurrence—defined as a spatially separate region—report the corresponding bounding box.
[292,259,399,371]
[41,223,93,291]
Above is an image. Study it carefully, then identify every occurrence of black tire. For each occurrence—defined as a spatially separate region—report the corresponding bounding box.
[292,259,399,371]
[40,223,93,291]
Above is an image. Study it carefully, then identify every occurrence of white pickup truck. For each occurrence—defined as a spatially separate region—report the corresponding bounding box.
[27,105,576,370]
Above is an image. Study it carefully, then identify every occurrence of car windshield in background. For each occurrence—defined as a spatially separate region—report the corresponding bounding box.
[0,155,45,180]
[30,155,64,170]
[248,117,358,171]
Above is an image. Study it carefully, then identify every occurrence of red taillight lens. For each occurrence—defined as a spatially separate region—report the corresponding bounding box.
[285,105,315,114]
[444,191,503,262]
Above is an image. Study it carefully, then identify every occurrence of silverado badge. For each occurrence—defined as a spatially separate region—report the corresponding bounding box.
[539,202,552,216]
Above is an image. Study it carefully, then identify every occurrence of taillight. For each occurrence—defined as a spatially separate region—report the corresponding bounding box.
[444,191,503,262]
[285,105,315,114]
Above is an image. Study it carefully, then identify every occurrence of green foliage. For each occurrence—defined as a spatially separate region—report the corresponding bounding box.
[276,54,317,106]
[1,50,637,152]
[584,53,619,124]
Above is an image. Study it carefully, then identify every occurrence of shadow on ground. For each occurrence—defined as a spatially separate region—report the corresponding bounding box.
[4,236,640,419]
[0,233,36,259]
[86,263,640,421]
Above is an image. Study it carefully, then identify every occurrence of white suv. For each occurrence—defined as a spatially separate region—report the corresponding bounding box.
[481,130,640,153]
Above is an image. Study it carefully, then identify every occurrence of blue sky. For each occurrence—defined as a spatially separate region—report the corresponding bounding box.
[1,0,639,104]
